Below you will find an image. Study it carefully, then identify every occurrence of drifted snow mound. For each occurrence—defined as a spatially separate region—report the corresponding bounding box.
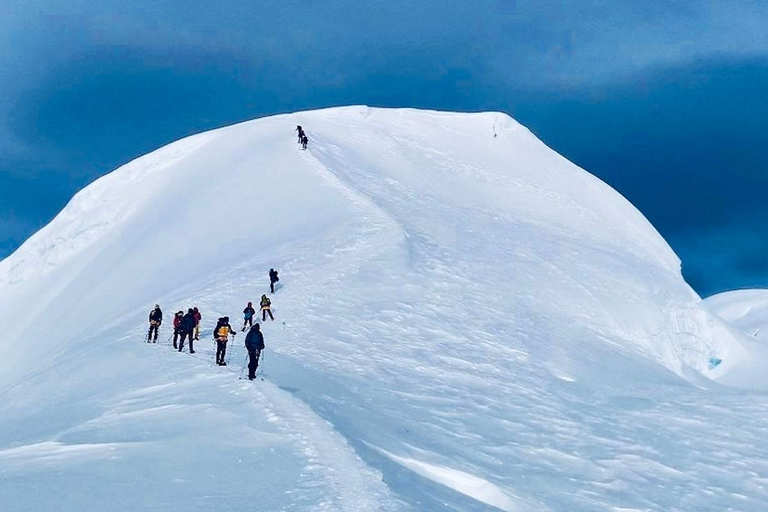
[1,107,767,511]
[706,289,768,340]
[704,289,768,388]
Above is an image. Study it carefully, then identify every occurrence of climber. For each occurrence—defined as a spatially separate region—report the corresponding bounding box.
[244,323,265,380]
[193,307,202,341]
[172,310,184,349]
[242,302,256,331]
[178,308,197,354]
[260,294,274,321]
[213,316,236,365]
[147,304,163,343]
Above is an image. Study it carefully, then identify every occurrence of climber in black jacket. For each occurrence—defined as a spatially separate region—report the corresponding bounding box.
[178,308,197,353]
[244,323,265,380]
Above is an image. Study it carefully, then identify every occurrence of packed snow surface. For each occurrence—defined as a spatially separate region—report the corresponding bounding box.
[1,106,768,511]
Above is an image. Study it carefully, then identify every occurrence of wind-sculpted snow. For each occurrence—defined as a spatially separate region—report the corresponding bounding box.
[1,106,767,511]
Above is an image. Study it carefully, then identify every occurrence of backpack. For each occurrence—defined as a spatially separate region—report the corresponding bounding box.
[217,325,229,338]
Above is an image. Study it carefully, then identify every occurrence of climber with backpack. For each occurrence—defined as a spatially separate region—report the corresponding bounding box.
[269,268,279,294]
[242,302,256,331]
[172,310,184,349]
[260,294,274,321]
[213,316,236,365]
[244,323,265,380]
[178,308,197,354]
[193,307,202,341]
[147,304,163,343]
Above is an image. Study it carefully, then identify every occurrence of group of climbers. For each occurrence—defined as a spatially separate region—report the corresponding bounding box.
[171,307,201,352]
[146,269,279,380]
[296,125,308,150]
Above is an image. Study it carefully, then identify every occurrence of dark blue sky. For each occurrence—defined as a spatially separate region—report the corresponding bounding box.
[2,1,767,296]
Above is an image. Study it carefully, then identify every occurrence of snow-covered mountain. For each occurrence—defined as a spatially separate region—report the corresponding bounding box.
[1,107,767,511]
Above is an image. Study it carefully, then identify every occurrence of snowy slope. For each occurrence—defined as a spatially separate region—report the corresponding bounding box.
[1,107,768,511]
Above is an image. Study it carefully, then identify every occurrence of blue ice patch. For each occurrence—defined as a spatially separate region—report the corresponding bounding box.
[708,357,723,369]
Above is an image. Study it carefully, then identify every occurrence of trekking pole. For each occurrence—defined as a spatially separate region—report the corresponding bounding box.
[259,349,265,378]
